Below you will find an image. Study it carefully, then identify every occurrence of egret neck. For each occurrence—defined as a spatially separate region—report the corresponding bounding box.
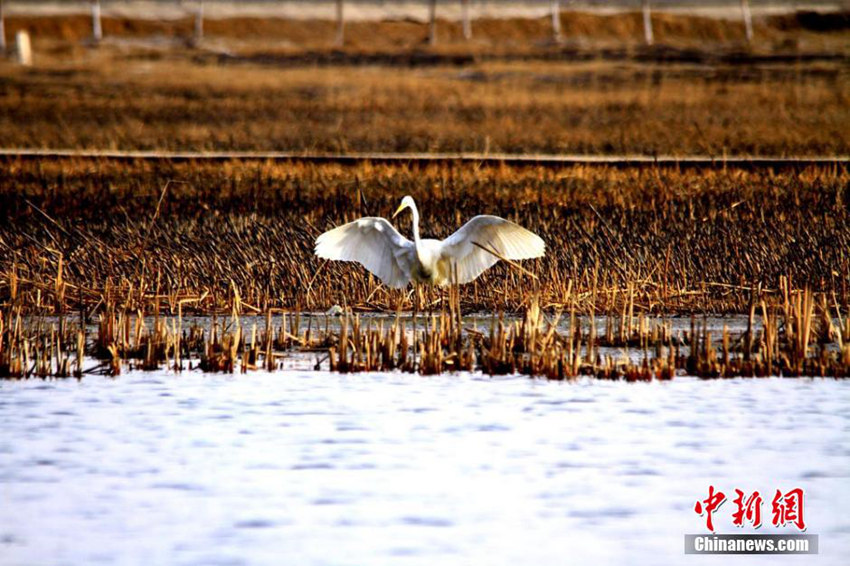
[408,200,425,266]
[394,197,425,268]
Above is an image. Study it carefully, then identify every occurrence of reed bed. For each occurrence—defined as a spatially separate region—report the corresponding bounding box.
[2,280,848,380]
[1,159,848,316]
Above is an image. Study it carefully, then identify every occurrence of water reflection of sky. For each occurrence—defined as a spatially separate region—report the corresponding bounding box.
[1,373,848,565]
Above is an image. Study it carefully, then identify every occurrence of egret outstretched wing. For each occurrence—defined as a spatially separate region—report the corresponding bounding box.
[315,217,414,288]
[440,215,545,284]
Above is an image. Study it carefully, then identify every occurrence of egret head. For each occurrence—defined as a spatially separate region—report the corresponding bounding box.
[392,195,416,219]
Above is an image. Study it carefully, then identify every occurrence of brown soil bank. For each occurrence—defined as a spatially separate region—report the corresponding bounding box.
[3,10,849,51]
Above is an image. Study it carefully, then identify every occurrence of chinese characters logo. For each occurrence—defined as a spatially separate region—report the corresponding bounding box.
[694,486,806,532]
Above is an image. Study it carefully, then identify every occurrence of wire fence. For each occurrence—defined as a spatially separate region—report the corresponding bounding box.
[0,0,845,58]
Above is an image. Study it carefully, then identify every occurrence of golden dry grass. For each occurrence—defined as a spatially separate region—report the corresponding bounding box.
[1,57,847,156]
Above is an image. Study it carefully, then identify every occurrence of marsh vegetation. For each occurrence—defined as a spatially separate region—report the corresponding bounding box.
[1,8,848,377]
[2,159,848,379]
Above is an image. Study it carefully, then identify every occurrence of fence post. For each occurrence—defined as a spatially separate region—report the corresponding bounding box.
[0,0,6,53]
[16,30,31,66]
[195,1,204,42]
[91,0,102,43]
[335,0,345,47]
[461,0,471,40]
[740,0,753,43]
[551,0,562,43]
[641,0,653,46]
[428,0,437,46]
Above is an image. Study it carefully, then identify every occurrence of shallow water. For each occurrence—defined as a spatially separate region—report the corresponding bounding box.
[1,372,849,565]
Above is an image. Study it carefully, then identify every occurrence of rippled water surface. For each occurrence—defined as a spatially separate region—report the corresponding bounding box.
[2,373,849,565]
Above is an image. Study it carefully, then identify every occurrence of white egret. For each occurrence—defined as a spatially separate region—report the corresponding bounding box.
[314,195,545,288]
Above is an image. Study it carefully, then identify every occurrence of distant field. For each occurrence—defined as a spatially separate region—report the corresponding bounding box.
[1,9,848,156]
[1,58,847,156]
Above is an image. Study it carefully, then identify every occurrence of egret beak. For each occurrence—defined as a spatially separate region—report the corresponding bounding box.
[392,203,406,218]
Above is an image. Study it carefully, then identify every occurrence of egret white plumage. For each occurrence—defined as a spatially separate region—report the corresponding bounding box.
[314,196,545,288]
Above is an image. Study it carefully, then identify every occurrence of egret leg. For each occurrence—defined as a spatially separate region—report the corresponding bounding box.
[412,283,418,372]
[423,285,429,343]
[427,285,434,335]
[439,285,446,325]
